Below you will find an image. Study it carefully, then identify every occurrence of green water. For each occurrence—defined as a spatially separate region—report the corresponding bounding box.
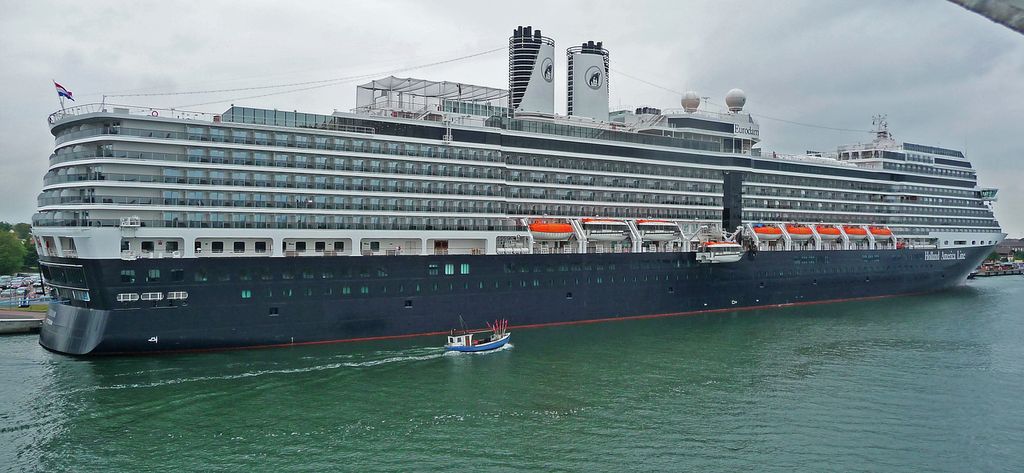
[2,278,1023,472]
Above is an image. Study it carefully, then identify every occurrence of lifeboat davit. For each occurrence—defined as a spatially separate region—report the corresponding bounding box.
[581,218,628,241]
[815,225,842,240]
[529,222,574,241]
[869,226,893,240]
[636,219,678,241]
[752,225,783,241]
[785,224,813,240]
[843,226,868,240]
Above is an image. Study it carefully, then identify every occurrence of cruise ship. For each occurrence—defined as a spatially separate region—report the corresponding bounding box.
[34,26,1004,355]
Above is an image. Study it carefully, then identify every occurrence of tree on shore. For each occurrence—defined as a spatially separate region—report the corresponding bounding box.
[0,232,27,275]
[13,223,31,240]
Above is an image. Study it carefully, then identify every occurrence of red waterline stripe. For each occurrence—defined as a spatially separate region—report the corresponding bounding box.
[95,290,934,356]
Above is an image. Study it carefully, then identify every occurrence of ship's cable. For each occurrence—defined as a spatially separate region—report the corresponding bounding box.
[100,46,503,103]
[610,68,874,134]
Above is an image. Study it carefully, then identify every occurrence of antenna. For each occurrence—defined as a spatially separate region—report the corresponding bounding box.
[872,114,890,141]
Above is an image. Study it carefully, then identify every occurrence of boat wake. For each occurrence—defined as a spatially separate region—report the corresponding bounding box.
[443,343,514,356]
[70,347,450,393]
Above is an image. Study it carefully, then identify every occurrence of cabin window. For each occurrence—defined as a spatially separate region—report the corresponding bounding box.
[212,241,224,253]
[120,270,135,283]
[566,292,573,299]
[315,241,326,252]
[334,241,345,251]
[195,270,208,282]
[342,286,351,295]
[404,300,412,308]
[296,241,307,252]
[147,269,160,282]
[444,264,454,275]
[269,307,279,315]
[255,241,267,253]
[233,242,245,253]
[360,286,369,294]
[171,269,184,282]
[241,290,252,299]
[460,263,470,275]
[428,264,439,276]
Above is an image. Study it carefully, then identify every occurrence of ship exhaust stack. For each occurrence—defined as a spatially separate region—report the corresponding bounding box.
[567,41,609,121]
[508,25,555,117]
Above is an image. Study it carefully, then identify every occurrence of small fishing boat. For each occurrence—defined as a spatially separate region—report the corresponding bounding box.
[445,318,511,353]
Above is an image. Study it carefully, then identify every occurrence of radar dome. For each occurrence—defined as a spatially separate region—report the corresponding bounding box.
[725,88,746,112]
[681,91,701,112]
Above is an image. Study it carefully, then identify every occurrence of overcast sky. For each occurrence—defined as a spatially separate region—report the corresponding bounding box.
[1,0,1021,236]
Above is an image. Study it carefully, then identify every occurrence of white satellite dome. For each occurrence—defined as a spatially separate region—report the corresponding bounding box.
[681,91,701,112]
[725,88,746,112]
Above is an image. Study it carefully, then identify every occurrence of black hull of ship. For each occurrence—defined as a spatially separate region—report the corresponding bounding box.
[39,247,991,355]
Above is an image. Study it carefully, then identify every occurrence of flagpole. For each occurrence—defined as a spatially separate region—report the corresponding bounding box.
[53,79,66,112]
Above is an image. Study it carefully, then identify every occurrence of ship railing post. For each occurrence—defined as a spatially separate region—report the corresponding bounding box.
[864,225,876,250]
[777,223,793,251]
[809,225,822,251]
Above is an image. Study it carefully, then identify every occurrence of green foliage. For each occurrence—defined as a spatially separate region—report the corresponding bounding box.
[0,232,27,275]
[22,239,38,269]
[0,222,11,233]
[986,251,1000,261]
[1015,251,1024,261]
[13,223,31,240]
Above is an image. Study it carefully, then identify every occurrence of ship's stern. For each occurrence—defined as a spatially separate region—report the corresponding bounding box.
[39,303,111,355]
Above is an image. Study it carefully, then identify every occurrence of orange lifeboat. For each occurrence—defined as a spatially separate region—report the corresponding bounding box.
[529,222,574,241]
[785,224,813,240]
[843,226,868,240]
[636,219,677,226]
[815,225,842,240]
[869,226,893,240]
[752,225,783,241]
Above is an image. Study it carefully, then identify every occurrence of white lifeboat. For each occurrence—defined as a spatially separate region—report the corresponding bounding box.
[529,222,574,241]
[696,241,743,264]
[581,218,628,241]
[636,219,679,241]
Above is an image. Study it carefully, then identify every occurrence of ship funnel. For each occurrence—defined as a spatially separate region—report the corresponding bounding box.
[509,25,555,117]
[567,40,609,121]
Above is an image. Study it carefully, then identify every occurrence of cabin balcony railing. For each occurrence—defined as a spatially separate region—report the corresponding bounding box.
[195,249,270,257]
[122,250,183,260]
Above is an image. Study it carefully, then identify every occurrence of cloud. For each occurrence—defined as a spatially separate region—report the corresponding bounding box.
[1,0,1020,235]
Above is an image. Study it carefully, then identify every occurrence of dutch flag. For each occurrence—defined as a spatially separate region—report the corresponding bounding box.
[54,81,74,101]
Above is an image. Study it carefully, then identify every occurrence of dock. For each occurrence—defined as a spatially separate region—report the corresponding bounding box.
[0,310,45,334]
[974,268,1024,277]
